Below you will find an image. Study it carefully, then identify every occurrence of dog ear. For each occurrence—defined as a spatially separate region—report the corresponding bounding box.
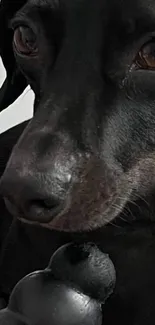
[0,0,27,112]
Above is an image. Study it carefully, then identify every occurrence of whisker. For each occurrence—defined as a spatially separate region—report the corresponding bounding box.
[132,193,150,209]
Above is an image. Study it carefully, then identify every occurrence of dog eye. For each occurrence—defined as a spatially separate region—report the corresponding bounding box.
[135,41,155,69]
[13,26,38,56]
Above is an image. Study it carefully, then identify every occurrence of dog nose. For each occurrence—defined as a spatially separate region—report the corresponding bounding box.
[0,169,71,223]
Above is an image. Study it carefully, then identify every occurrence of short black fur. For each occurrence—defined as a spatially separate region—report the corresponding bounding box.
[1,0,155,323]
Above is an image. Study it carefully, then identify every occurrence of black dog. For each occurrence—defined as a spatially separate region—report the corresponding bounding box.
[1,0,155,323]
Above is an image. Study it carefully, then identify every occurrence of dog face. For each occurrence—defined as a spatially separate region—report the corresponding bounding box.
[1,0,155,232]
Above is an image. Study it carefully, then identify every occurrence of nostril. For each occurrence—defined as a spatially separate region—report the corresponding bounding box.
[32,198,60,210]
[27,197,64,223]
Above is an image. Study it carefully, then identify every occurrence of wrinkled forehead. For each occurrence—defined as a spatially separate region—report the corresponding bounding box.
[13,0,155,14]
[10,0,155,36]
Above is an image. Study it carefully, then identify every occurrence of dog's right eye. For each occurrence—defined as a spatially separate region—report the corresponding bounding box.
[13,26,38,56]
[135,40,155,70]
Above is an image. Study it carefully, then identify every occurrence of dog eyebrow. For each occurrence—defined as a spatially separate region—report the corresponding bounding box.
[10,11,32,29]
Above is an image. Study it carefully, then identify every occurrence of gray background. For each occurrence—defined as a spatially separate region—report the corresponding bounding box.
[0,58,34,134]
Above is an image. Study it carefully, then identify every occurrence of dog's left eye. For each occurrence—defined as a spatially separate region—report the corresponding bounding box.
[13,26,38,56]
[135,41,155,70]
